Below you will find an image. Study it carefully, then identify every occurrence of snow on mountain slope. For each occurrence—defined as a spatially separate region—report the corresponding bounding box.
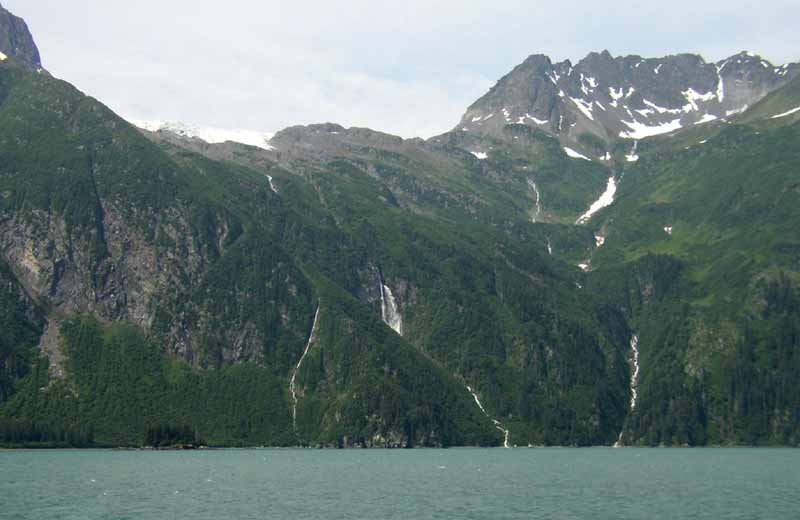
[129,119,275,150]
[455,50,800,151]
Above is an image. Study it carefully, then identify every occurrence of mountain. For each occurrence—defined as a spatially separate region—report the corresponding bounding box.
[0,5,797,447]
[0,9,626,448]
[455,50,799,161]
[0,3,41,70]
[585,95,800,445]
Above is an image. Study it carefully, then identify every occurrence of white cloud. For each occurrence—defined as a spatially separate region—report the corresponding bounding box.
[4,0,799,138]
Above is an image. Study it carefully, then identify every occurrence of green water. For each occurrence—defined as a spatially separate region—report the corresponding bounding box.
[1,448,797,519]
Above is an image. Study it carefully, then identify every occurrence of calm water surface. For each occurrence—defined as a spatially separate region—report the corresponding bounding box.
[1,448,797,519]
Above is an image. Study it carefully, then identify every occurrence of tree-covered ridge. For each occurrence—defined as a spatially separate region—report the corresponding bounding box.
[586,115,800,445]
[0,61,631,447]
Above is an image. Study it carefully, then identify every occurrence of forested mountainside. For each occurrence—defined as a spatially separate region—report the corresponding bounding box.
[0,4,797,447]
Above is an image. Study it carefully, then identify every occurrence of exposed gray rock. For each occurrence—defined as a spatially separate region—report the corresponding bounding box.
[0,3,42,70]
[455,50,800,152]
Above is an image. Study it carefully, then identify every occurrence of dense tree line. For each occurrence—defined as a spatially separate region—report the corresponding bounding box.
[0,419,93,448]
[145,424,202,448]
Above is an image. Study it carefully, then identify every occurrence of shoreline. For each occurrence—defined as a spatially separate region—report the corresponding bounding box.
[2,444,796,452]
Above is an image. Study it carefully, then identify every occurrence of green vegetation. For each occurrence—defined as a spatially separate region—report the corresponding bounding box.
[0,259,42,403]
[0,58,797,448]
[588,116,800,445]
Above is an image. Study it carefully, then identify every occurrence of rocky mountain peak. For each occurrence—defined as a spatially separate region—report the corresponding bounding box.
[456,50,800,156]
[0,3,42,70]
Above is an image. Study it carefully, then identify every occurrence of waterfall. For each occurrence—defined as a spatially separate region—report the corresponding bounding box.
[266,174,278,193]
[615,334,640,447]
[290,304,321,433]
[528,179,542,223]
[380,283,403,336]
[466,384,510,448]
[628,335,640,411]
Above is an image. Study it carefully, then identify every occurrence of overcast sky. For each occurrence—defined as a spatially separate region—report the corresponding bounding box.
[5,0,799,138]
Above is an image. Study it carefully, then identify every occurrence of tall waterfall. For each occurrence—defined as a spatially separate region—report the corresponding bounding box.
[628,334,641,411]
[528,179,542,223]
[615,334,640,447]
[290,304,321,433]
[380,283,403,336]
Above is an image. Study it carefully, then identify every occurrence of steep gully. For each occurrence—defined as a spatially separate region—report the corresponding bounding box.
[289,303,321,434]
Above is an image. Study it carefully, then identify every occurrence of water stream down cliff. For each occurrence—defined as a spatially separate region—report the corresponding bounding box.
[466,385,510,448]
[380,283,403,336]
[289,304,321,433]
[615,334,640,447]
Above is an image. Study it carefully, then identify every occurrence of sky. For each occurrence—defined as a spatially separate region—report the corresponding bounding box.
[5,0,799,138]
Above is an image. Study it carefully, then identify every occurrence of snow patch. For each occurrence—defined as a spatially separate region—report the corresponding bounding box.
[694,114,718,125]
[564,147,591,161]
[576,176,617,224]
[643,99,682,115]
[619,118,683,139]
[664,226,673,235]
[771,106,800,119]
[471,151,488,160]
[570,97,595,121]
[580,74,598,96]
[595,234,605,248]
[0,51,6,61]
[682,88,715,112]
[726,105,748,117]
[130,119,275,150]
[526,113,549,125]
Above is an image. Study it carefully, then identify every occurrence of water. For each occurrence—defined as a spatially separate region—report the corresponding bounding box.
[1,448,798,519]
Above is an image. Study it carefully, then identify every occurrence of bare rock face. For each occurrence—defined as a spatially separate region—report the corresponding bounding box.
[455,50,800,151]
[0,3,42,70]
[0,201,222,366]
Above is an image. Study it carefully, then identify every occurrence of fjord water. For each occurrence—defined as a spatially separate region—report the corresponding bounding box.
[2,449,797,519]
